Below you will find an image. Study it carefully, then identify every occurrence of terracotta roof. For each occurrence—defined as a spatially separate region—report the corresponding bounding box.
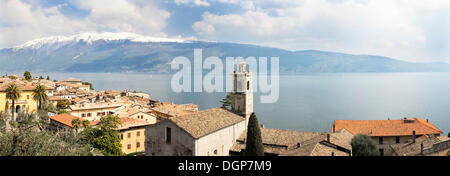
[168,107,245,139]
[0,82,37,91]
[332,118,442,137]
[50,113,97,128]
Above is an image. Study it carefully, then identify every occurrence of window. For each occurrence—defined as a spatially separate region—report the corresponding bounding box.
[127,133,131,138]
[137,131,140,137]
[97,112,101,116]
[247,81,250,90]
[379,137,383,144]
[166,127,172,144]
[136,142,140,148]
[127,144,131,150]
[102,112,106,116]
[27,95,30,99]
[87,113,91,117]
[379,149,384,156]
[214,149,218,155]
[120,134,123,140]
[81,113,86,117]
[396,137,400,144]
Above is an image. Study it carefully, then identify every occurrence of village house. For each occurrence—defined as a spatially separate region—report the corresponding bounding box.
[332,118,443,156]
[117,107,157,124]
[49,113,98,132]
[66,103,123,121]
[0,82,40,115]
[118,118,152,155]
[60,78,83,85]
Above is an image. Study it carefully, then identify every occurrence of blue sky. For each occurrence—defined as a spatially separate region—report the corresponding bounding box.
[0,0,449,63]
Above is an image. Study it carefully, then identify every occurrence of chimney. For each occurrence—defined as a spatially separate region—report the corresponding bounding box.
[412,130,416,143]
[447,132,450,138]
[297,143,301,148]
[420,143,424,155]
[426,119,428,123]
[327,134,330,142]
[260,124,264,128]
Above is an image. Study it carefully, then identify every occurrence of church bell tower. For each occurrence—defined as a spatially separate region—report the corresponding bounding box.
[231,62,254,122]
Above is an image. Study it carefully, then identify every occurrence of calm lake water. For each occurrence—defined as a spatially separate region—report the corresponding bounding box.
[40,72,450,134]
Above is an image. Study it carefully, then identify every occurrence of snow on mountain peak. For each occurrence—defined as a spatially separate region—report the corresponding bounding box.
[12,32,195,50]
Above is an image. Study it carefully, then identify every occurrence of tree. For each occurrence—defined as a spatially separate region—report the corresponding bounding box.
[39,76,44,80]
[0,112,92,156]
[6,84,21,121]
[23,71,32,81]
[350,134,380,156]
[46,76,50,80]
[244,113,264,156]
[57,100,71,110]
[91,115,124,156]
[32,84,48,110]
[220,93,233,110]
[81,120,90,128]
[71,118,82,132]
[58,109,68,115]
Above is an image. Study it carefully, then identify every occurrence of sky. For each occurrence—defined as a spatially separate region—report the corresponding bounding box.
[0,0,449,63]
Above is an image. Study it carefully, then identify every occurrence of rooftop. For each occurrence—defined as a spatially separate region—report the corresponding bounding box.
[332,118,442,137]
[167,107,245,139]
[118,117,152,130]
[50,113,97,128]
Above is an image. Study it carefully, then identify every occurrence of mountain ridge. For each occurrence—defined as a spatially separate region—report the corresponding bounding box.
[1,32,450,74]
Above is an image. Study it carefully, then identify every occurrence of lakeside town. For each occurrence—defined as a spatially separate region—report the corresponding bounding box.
[0,63,449,156]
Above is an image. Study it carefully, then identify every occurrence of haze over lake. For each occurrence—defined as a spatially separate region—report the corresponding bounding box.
[36,72,450,134]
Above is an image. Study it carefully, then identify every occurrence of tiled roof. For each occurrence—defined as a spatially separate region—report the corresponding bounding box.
[50,113,97,128]
[333,118,442,137]
[118,117,152,130]
[152,102,198,117]
[231,128,326,154]
[390,135,442,156]
[0,82,37,91]
[278,129,353,156]
[168,107,245,139]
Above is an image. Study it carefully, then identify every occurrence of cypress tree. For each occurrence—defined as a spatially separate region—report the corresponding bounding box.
[244,113,264,156]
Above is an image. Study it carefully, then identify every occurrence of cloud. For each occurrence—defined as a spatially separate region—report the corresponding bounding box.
[192,0,450,62]
[0,0,171,48]
[174,0,210,7]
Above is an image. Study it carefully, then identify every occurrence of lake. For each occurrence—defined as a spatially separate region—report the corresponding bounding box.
[42,72,450,134]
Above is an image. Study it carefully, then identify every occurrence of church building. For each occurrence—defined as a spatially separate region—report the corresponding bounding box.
[145,62,253,156]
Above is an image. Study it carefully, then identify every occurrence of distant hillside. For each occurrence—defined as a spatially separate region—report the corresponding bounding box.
[1,32,450,73]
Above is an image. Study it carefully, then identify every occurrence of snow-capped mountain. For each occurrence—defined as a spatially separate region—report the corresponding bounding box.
[1,32,450,74]
[12,32,194,51]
